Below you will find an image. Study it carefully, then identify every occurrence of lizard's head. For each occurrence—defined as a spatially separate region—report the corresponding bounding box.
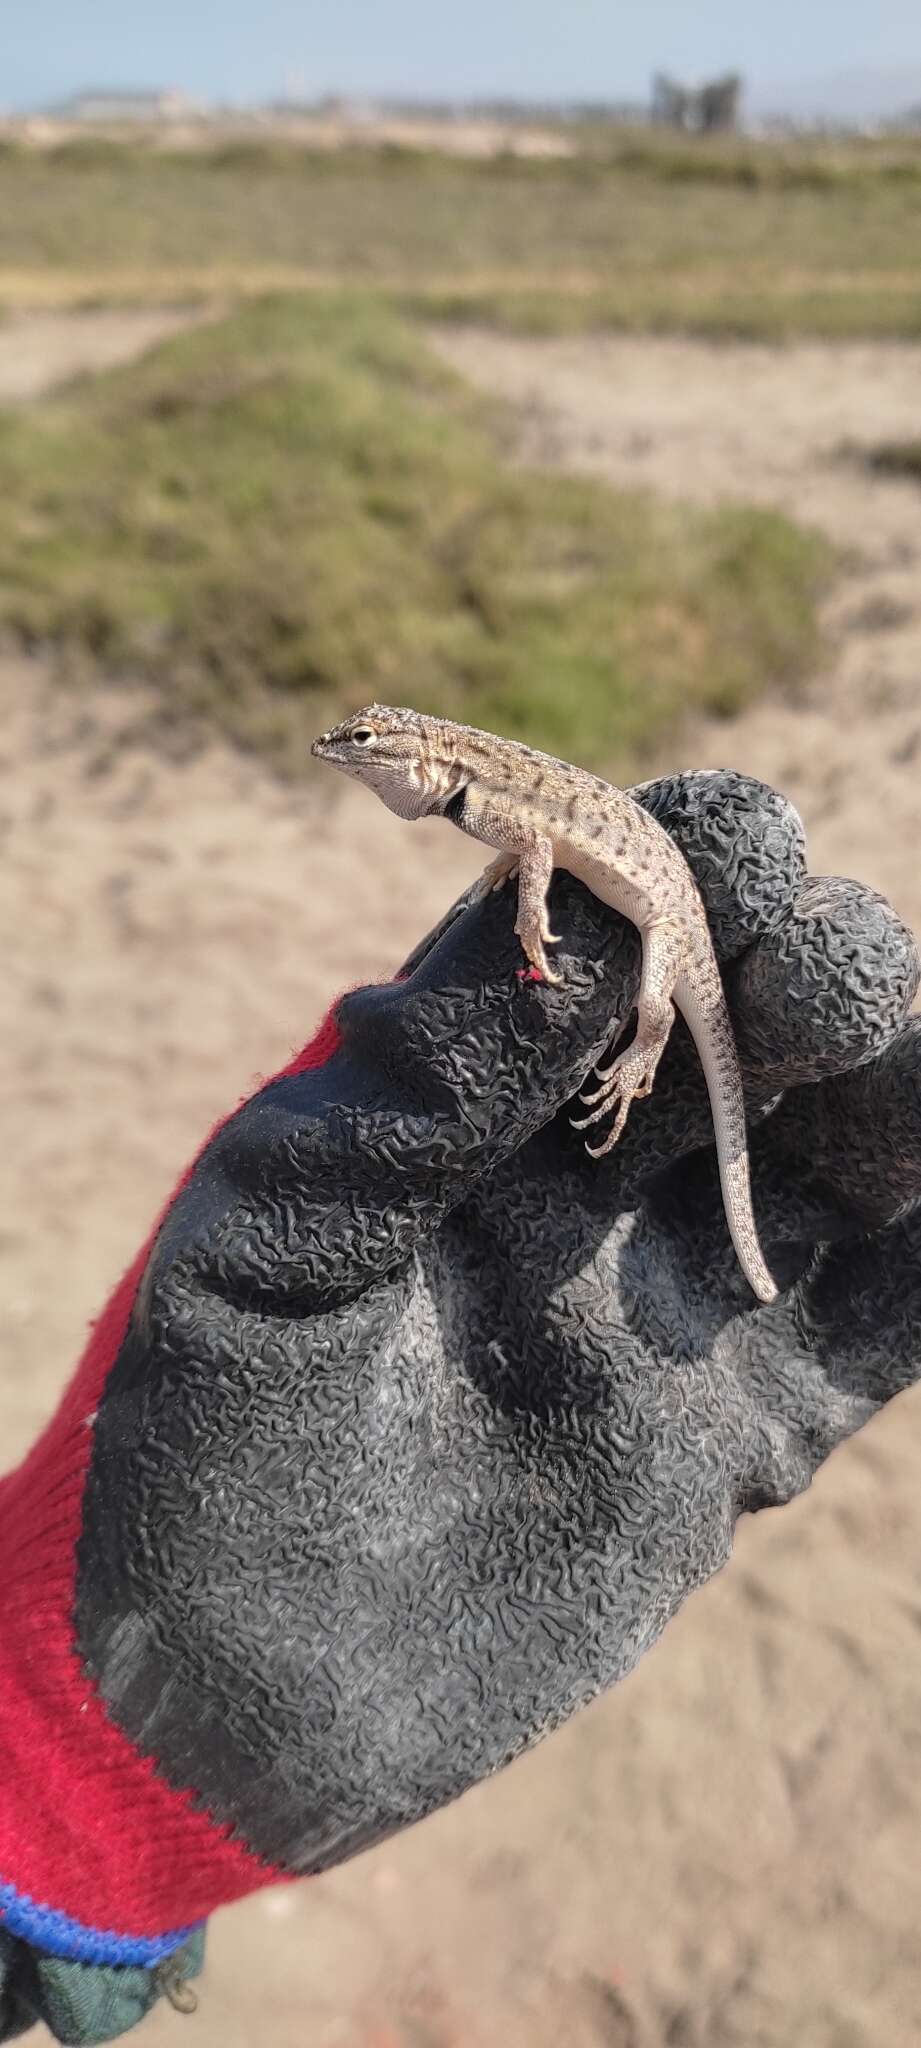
[311,703,459,819]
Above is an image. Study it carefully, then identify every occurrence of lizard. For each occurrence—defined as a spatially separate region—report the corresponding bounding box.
[311,704,778,1305]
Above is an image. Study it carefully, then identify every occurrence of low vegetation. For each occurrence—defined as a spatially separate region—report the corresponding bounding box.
[1,135,921,340]
[0,293,832,769]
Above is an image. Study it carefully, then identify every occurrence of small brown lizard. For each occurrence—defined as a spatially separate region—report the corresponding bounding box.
[312,705,777,1304]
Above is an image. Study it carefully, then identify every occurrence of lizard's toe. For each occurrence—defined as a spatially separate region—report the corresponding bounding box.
[571,1090,620,1131]
[577,1075,618,1108]
[583,1110,629,1158]
[515,919,564,986]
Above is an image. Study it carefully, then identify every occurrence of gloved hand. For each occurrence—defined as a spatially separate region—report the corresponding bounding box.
[1,769,919,2043]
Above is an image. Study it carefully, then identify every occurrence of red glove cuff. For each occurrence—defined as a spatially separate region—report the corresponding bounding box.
[0,1009,342,1962]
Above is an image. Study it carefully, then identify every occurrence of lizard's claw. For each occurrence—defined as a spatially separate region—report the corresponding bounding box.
[590,1020,633,1086]
[571,1092,623,1132]
[517,948,563,987]
[570,1093,632,1159]
[582,1101,632,1157]
[578,1075,618,1109]
[516,925,563,987]
[530,954,564,988]
[572,1041,663,1153]
[571,1080,633,1154]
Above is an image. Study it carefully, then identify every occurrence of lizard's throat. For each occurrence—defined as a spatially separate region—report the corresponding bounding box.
[439,783,470,825]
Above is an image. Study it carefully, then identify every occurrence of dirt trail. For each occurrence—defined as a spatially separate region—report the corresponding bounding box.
[2,315,921,2047]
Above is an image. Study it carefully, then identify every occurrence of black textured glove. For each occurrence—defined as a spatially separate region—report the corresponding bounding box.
[1,771,918,2038]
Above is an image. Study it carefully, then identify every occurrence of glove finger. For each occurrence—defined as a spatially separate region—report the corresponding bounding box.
[730,874,919,1088]
[539,869,918,1203]
[761,1015,921,1224]
[632,768,806,958]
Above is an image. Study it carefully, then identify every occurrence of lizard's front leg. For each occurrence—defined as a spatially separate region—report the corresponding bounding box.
[572,917,684,1154]
[513,833,562,985]
[469,821,560,984]
[460,791,560,984]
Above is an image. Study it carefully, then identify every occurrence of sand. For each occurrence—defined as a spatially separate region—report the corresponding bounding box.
[2,312,921,2046]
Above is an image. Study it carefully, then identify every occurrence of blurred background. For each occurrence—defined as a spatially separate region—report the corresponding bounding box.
[2,3,921,2042]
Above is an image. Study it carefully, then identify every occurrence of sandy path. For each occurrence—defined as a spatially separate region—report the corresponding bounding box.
[2,318,921,2046]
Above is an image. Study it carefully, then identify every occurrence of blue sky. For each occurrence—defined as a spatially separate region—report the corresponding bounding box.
[6,1,921,117]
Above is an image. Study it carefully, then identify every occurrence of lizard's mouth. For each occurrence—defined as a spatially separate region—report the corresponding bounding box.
[311,733,403,767]
[310,734,361,768]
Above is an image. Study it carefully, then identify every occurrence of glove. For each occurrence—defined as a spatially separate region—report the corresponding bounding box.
[0,769,918,2042]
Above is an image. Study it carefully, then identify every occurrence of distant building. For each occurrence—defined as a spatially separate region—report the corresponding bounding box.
[49,87,201,122]
[651,72,742,134]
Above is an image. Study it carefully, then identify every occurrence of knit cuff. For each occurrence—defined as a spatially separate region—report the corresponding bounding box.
[0,1926,205,2044]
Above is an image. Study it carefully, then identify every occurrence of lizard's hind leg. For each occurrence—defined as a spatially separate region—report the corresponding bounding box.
[572,919,684,1157]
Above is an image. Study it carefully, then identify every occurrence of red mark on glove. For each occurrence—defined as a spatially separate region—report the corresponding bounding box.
[515,965,544,984]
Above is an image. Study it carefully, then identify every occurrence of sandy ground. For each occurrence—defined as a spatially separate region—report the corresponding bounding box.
[2,313,921,2046]
[433,331,921,935]
[0,309,209,403]
[4,114,576,162]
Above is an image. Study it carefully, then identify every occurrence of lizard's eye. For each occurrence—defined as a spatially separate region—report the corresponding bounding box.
[350,727,375,746]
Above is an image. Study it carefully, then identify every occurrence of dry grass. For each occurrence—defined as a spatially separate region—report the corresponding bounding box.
[1,135,921,339]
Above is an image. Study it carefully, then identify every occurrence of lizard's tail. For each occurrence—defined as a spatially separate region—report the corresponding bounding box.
[674,959,778,1306]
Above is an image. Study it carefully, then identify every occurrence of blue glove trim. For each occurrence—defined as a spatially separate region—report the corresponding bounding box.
[0,1878,199,1966]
